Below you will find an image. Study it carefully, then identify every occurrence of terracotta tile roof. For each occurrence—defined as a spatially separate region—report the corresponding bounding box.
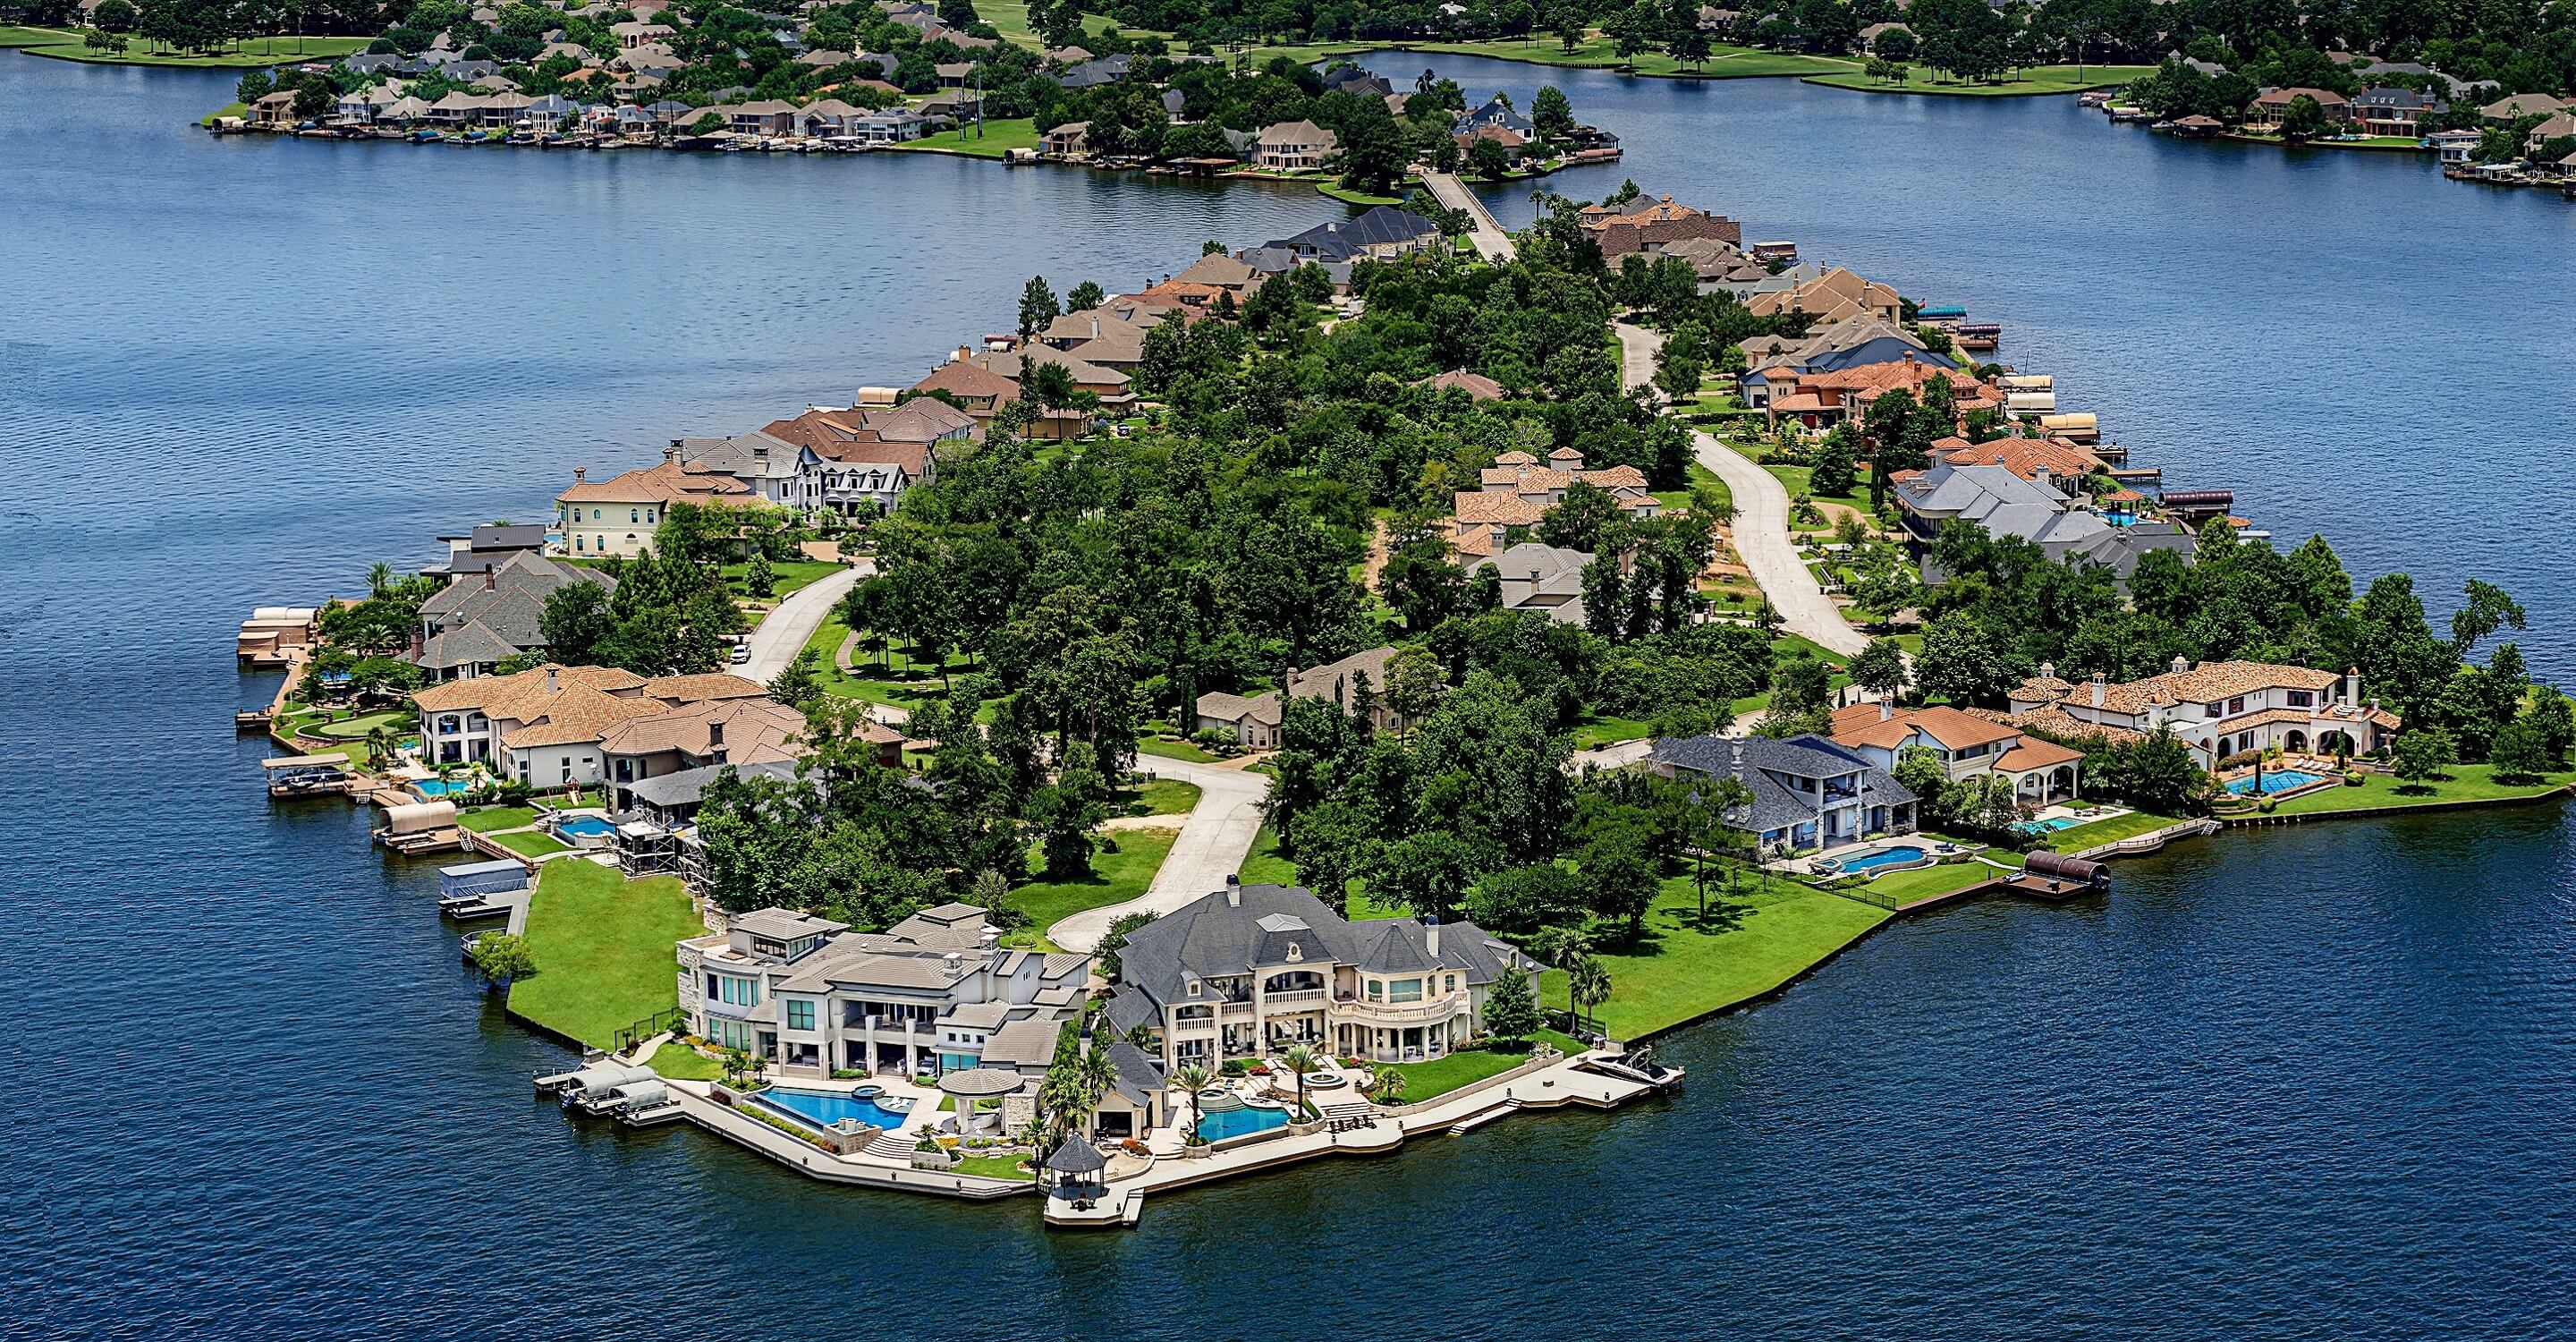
[413,663,643,714]
[1933,434,2101,482]
[1453,491,1546,525]
[1423,369,1504,400]
[1993,739,2085,771]
[1960,705,2144,748]
[2030,661,2345,716]
[641,672,767,704]
[911,359,1019,403]
[596,695,807,758]
[1832,704,2023,753]
[2011,675,2074,701]
[557,459,750,505]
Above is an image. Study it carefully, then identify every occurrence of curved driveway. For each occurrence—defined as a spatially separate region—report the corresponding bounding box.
[1615,323,1868,658]
[1049,753,1271,953]
[740,561,871,684]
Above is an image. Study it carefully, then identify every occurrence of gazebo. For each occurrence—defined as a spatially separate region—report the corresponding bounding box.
[1042,1136,1109,1202]
[937,1067,1022,1135]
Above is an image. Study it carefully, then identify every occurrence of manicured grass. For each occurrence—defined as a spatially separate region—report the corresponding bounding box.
[648,1040,726,1081]
[2,27,368,66]
[1765,463,1871,518]
[1372,36,1854,80]
[494,829,572,858]
[1018,828,1177,947]
[885,116,1043,159]
[1802,63,2151,97]
[508,861,701,1050]
[721,558,843,599]
[1374,1032,1574,1101]
[807,614,982,716]
[1239,823,1299,887]
[1318,182,1406,206]
[1123,777,1202,816]
[2044,810,2182,852]
[306,708,410,739]
[1832,851,2023,908]
[953,1154,1036,1180]
[459,804,540,834]
[2264,764,2567,816]
[1136,735,1221,764]
[1571,712,1652,751]
[1651,460,1731,514]
[1540,872,1893,1040]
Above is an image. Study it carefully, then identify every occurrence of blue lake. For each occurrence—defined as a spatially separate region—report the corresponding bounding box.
[6,51,2573,1339]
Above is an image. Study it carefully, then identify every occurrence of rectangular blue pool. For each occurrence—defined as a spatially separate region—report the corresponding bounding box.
[2226,769,2328,796]
[750,1087,911,1132]
[1195,1102,1292,1142]
[2015,817,2079,835]
[1835,845,1928,874]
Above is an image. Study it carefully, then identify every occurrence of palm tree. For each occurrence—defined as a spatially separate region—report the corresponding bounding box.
[1171,1061,1211,1144]
[1280,1043,1320,1117]
[366,561,393,599]
[1569,955,1612,1038]
[364,725,397,772]
[1367,1064,1406,1108]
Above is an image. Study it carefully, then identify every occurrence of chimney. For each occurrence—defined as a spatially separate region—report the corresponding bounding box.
[546,666,559,692]
[752,443,767,462]
[483,570,496,590]
[2032,466,2051,493]
[662,444,679,464]
[2344,666,2360,705]
[2090,673,2106,709]
[1425,913,1440,957]
[573,466,587,482]
[2173,654,2190,675]
[708,719,725,754]
[1225,873,1241,908]
[2040,660,2055,681]
[1879,700,1893,721]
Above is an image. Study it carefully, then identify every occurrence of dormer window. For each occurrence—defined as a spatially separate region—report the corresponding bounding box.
[1186,978,1201,998]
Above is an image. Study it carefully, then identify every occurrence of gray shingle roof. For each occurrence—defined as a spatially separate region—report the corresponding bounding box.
[1112,884,1528,1021]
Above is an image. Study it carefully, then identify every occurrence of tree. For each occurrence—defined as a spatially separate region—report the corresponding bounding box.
[768,646,824,711]
[1381,644,1446,737]
[1567,953,1611,1035]
[540,578,615,663]
[1848,636,1909,703]
[1097,910,1156,980]
[1172,1061,1212,1144]
[2279,93,2328,140]
[1530,84,1574,140]
[1667,25,1712,68]
[1893,743,1949,820]
[1480,962,1540,1046]
[1582,829,1659,942]
[291,75,335,121]
[1809,431,1860,498]
[1017,275,1060,337]
[1368,829,1479,922]
[2122,727,2208,815]
[743,550,775,598]
[236,69,274,104]
[94,0,137,30]
[1469,134,1511,181]
[1911,611,2020,706]
[1280,1042,1321,1115]
[1064,280,1105,312]
[2487,718,2557,785]
[467,932,537,989]
[2391,727,2456,792]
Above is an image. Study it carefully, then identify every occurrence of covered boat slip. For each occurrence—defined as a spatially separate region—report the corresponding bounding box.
[375,799,462,855]
[261,753,352,796]
[439,859,530,900]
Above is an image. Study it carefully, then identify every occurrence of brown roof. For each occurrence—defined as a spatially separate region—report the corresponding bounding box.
[1832,703,2023,753]
[1993,739,2085,771]
[1423,369,1504,400]
[640,672,767,704]
[596,695,808,760]
[1960,705,2143,748]
[414,663,643,714]
[911,359,1020,404]
[557,459,750,505]
[1580,196,1743,259]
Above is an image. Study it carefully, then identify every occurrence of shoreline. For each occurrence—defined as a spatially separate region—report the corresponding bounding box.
[0,28,368,69]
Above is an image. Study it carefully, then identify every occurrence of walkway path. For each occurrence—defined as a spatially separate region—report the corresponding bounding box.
[1420,171,1516,260]
[1049,753,1271,952]
[740,561,871,684]
[1614,323,1868,658]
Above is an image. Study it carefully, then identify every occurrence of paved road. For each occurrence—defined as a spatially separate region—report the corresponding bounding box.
[1421,171,1516,260]
[1049,753,1271,952]
[1614,325,1868,658]
[1616,319,1662,397]
[739,561,870,684]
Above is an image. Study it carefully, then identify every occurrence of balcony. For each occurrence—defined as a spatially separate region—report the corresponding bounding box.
[1218,999,1257,1019]
[1264,988,1327,1008]
[1330,993,1468,1023]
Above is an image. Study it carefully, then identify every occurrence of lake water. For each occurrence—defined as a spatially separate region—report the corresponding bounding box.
[6,52,2572,1339]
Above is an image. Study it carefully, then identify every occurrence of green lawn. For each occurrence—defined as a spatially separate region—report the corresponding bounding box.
[886,116,1043,159]
[1376,1027,1587,1100]
[494,830,572,858]
[1,27,368,66]
[1318,182,1408,206]
[647,1040,726,1081]
[459,804,540,834]
[1239,823,1300,887]
[2265,764,2567,817]
[508,861,701,1050]
[1765,463,1871,520]
[1369,36,1854,80]
[953,1154,1036,1180]
[1123,777,1203,816]
[305,708,410,740]
[1540,872,1893,1040]
[1651,460,1731,514]
[1802,63,2151,97]
[807,614,984,716]
[1018,828,1178,947]
[1571,712,1652,751]
[1826,851,2024,909]
[722,558,843,599]
[1136,735,1222,764]
[2044,810,2182,851]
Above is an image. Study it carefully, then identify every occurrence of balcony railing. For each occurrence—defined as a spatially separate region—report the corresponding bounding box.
[1331,993,1467,1023]
[1263,988,1327,1007]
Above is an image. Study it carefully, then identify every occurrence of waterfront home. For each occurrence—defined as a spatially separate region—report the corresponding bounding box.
[746,403,964,515]
[1465,540,1593,624]
[2353,86,2445,135]
[2528,112,2576,153]
[413,550,611,682]
[426,522,550,580]
[1252,120,1338,172]
[1656,236,1777,293]
[1580,196,1743,260]
[597,695,815,810]
[1828,701,2083,805]
[1191,645,1418,749]
[1763,352,1996,432]
[909,357,1021,422]
[850,109,931,143]
[1914,432,2106,488]
[973,345,1134,415]
[1453,92,1535,137]
[1894,461,2196,585]
[1739,315,1954,409]
[1421,369,1505,401]
[1172,251,1263,294]
[672,430,815,511]
[2480,91,2567,123]
[555,455,750,557]
[1040,121,1089,158]
[2244,87,2354,132]
[1745,267,1903,326]
[2006,658,2400,766]
[521,95,581,133]
[1263,206,1445,262]
[1648,733,1919,856]
[679,903,1091,1074]
[251,90,299,127]
[411,661,761,781]
[1101,877,1540,1070]
[1453,123,1537,169]
[1449,447,1657,557]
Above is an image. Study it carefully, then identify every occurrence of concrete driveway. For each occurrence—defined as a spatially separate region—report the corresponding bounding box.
[1049,752,1272,952]
[739,560,870,684]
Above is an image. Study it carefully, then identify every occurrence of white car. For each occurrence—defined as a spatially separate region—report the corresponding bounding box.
[729,641,752,665]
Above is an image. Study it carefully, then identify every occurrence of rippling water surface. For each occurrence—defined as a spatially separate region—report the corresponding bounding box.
[5,54,2572,1340]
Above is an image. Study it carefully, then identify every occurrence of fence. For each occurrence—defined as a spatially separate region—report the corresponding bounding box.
[614,1006,689,1054]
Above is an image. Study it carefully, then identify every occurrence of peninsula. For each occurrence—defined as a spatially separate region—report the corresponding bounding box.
[241,170,2571,1227]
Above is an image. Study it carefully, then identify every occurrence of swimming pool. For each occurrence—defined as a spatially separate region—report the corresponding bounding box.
[2226,769,2329,796]
[750,1087,912,1133]
[1194,1101,1292,1142]
[1834,845,1929,874]
[411,778,471,797]
[2016,816,2079,835]
[555,816,614,838]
